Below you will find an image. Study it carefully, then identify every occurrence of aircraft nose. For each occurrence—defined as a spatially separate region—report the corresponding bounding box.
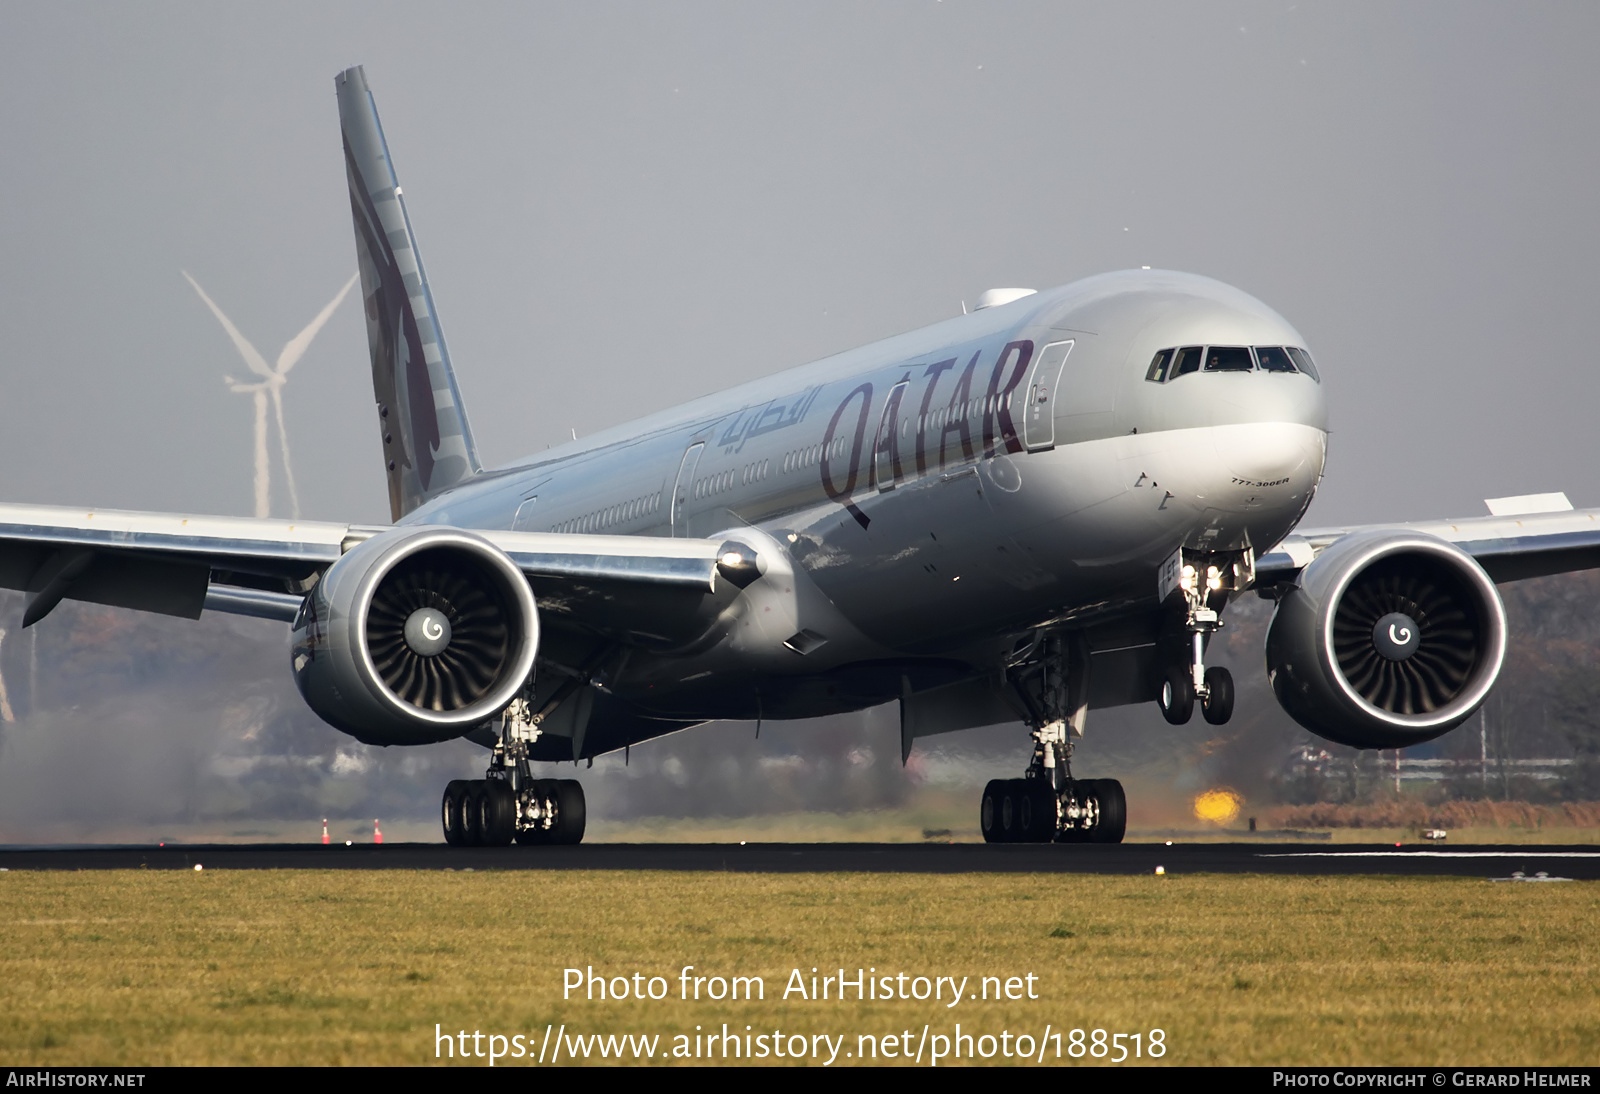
[1211,422,1325,488]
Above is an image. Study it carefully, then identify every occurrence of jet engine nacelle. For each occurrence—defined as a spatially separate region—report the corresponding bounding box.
[1265,530,1505,749]
[290,527,539,745]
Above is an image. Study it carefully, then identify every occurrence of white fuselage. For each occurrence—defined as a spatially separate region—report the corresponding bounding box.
[406,269,1328,733]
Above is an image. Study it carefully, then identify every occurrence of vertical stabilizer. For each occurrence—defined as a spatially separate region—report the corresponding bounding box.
[336,66,480,520]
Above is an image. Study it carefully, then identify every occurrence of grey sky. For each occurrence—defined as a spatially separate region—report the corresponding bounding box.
[3,2,1597,531]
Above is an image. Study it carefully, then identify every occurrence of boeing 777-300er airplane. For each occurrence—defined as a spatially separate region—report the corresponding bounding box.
[3,67,1596,845]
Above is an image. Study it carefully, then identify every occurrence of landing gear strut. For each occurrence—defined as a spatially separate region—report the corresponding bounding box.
[1158,552,1246,726]
[982,633,1126,844]
[440,695,586,846]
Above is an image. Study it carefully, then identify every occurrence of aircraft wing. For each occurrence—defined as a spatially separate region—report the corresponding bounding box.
[0,502,731,644]
[1258,500,1600,586]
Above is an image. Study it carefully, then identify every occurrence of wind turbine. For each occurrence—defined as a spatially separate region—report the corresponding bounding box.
[183,272,359,518]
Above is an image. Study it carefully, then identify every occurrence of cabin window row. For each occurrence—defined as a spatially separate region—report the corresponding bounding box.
[779,398,1001,475]
[916,395,996,432]
[693,469,736,500]
[1144,345,1320,383]
[551,491,662,534]
[783,437,850,475]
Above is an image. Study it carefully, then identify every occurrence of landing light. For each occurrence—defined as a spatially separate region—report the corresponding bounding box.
[1193,788,1242,826]
[720,551,744,567]
[1206,566,1223,592]
[1179,564,1196,592]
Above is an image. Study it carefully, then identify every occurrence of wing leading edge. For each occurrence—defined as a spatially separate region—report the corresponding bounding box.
[1259,505,1600,586]
[0,503,727,633]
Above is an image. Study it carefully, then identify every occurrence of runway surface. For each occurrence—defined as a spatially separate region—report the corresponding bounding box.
[1,842,1597,877]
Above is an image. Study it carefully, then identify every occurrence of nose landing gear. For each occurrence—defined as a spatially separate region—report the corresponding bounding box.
[1158,553,1248,726]
[1159,661,1234,726]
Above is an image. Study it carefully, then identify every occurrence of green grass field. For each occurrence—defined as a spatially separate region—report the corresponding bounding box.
[3,869,1596,1066]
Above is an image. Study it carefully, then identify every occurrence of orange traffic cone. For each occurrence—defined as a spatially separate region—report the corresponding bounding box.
[374,819,384,845]
[321,818,330,845]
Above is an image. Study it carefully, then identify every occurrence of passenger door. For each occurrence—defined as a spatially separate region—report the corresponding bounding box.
[511,494,540,531]
[1023,340,1074,450]
[670,442,705,536]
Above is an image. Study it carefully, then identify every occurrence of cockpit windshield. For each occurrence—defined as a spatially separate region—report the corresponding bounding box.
[1254,346,1298,373]
[1286,347,1320,381]
[1204,346,1253,372]
[1143,345,1319,383]
[1145,348,1173,383]
[1172,346,1204,378]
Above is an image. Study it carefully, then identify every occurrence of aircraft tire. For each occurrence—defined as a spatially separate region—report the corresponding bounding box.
[553,779,587,845]
[1018,779,1057,843]
[1201,667,1234,725]
[441,780,471,846]
[1159,668,1194,725]
[463,781,487,846]
[481,779,516,846]
[1000,779,1029,842]
[1089,779,1127,844]
[980,780,1008,843]
[1012,780,1034,842]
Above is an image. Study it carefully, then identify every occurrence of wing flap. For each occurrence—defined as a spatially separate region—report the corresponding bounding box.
[36,551,210,622]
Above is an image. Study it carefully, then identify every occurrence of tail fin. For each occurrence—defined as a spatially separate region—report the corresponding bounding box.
[336,66,480,520]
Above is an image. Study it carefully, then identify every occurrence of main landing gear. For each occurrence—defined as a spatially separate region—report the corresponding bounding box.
[982,633,1127,844]
[1156,554,1246,727]
[440,697,587,846]
[980,770,1127,844]
[441,776,585,846]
